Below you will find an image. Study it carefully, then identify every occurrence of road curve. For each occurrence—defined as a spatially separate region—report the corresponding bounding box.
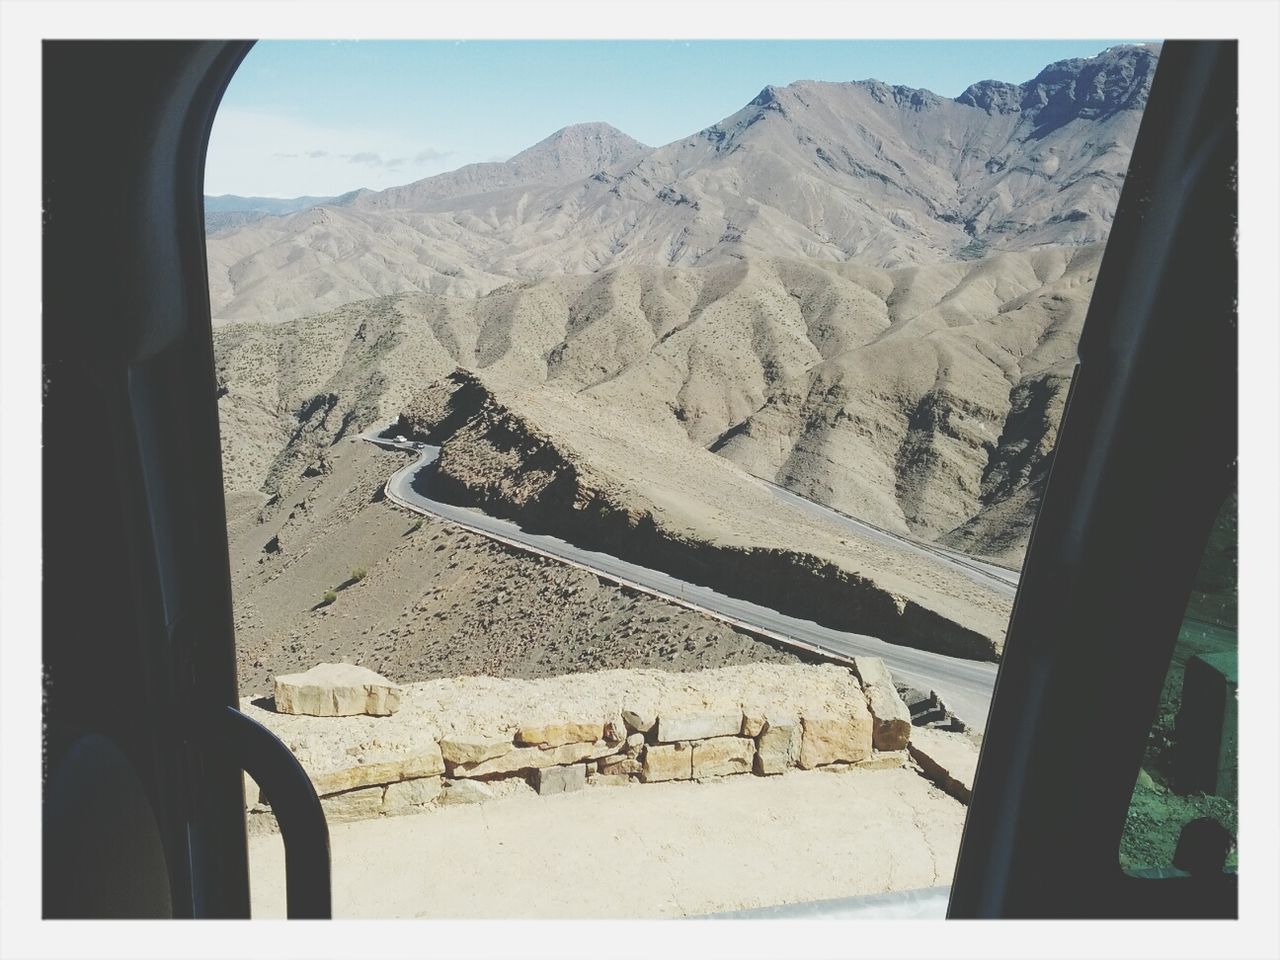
[364,434,1000,729]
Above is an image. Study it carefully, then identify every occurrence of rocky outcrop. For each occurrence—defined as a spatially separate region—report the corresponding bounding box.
[853,657,913,751]
[273,662,403,717]
[907,727,980,804]
[798,710,873,769]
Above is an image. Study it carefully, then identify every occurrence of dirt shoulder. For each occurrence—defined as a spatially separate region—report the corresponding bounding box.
[247,766,964,919]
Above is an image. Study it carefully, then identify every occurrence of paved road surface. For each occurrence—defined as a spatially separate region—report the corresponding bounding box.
[758,478,1020,596]
[365,434,1001,729]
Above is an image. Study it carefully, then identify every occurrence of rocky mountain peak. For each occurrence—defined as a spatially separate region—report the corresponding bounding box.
[954,79,1023,115]
[749,85,783,108]
[956,43,1159,124]
[846,79,943,112]
[1019,43,1160,128]
[508,121,650,176]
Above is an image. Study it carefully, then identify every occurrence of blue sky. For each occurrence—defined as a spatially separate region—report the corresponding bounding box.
[206,39,1148,198]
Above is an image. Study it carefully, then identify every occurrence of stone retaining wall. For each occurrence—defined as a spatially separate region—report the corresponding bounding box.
[243,660,938,833]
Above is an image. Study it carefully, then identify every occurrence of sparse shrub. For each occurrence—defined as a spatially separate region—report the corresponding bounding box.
[408,518,423,533]
[350,566,367,582]
[319,590,338,607]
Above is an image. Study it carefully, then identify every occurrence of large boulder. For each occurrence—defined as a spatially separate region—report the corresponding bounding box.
[692,737,755,778]
[534,764,588,796]
[908,727,979,803]
[273,662,402,717]
[754,717,801,775]
[853,657,913,751]
[517,721,605,748]
[655,712,743,743]
[320,785,385,823]
[798,703,873,769]
[641,742,693,782]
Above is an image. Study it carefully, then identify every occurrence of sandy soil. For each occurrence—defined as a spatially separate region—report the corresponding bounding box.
[246,766,964,919]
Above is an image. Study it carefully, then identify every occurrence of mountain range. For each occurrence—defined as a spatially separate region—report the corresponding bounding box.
[210,44,1160,657]
[206,43,1158,324]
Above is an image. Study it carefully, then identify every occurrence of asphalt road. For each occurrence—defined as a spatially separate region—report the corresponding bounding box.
[757,479,1020,597]
[366,434,1001,729]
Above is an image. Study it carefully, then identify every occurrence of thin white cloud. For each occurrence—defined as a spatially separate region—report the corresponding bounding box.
[206,107,463,196]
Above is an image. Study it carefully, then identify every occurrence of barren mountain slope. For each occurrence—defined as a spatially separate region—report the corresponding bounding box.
[348,122,651,211]
[205,194,337,234]
[207,44,1155,323]
[205,123,650,320]
[225,439,798,695]
[215,247,1094,564]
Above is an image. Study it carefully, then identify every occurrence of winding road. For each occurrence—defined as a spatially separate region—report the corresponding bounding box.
[364,433,1006,729]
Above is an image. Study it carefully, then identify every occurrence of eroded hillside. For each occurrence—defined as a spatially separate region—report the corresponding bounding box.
[215,248,1095,564]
